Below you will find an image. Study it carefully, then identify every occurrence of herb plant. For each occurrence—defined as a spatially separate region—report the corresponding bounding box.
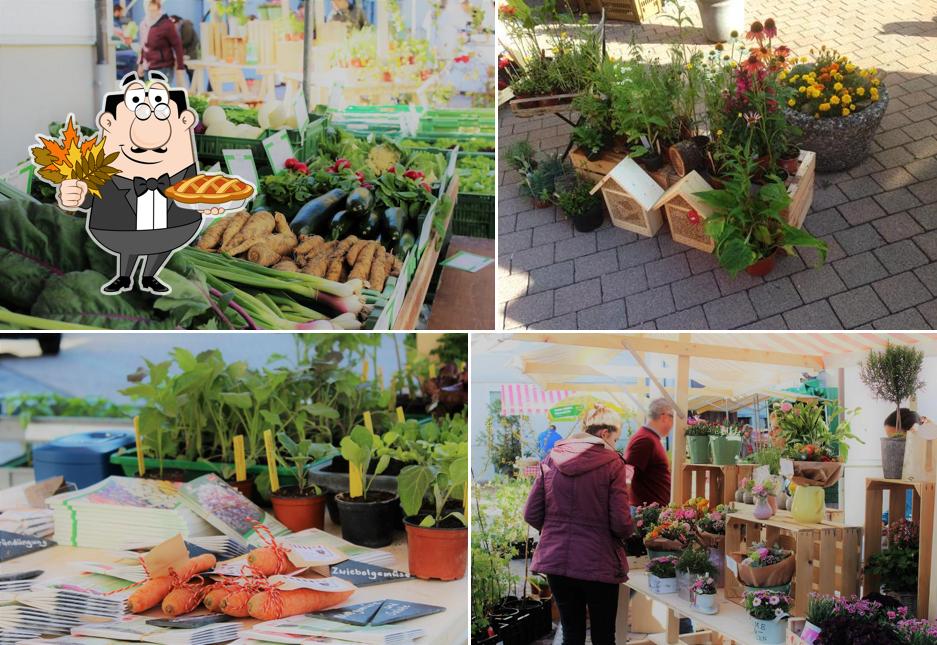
[339,424,394,501]
[398,440,468,527]
[554,175,601,219]
[860,343,926,434]
[276,432,337,496]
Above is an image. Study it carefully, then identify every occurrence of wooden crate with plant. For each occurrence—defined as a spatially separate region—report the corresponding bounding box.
[682,463,755,508]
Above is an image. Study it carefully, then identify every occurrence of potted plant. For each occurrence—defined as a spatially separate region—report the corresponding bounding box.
[691,575,718,614]
[802,595,907,645]
[647,555,678,594]
[696,0,744,43]
[270,433,337,532]
[2,392,135,434]
[783,48,888,171]
[676,544,718,602]
[696,147,827,277]
[553,174,604,233]
[743,478,778,519]
[731,542,795,596]
[685,417,718,464]
[865,519,920,614]
[483,400,529,478]
[710,424,742,465]
[745,590,791,644]
[643,516,692,561]
[796,592,836,645]
[571,123,605,160]
[398,441,468,580]
[335,425,400,547]
[860,342,925,480]
[697,503,728,587]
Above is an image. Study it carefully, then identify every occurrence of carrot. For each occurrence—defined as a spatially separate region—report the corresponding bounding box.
[162,584,207,617]
[126,554,217,613]
[202,586,230,612]
[247,588,355,620]
[219,589,254,617]
[220,211,250,250]
[248,547,298,577]
[197,215,232,250]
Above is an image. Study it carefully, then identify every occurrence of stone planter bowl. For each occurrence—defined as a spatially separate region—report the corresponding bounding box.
[783,86,889,172]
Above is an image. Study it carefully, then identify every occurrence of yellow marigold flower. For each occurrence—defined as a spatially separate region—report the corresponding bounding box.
[859,69,868,77]
[856,87,865,96]
[730,61,737,68]
[842,108,850,116]
[846,63,856,72]
[872,78,880,86]
[835,74,843,81]
[830,95,840,105]
[869,67,877,75]
[842,94,851,104]
[819,103,831,111]
[716,129,723,136]
[833,82,843,91]
[778,71,787,80]
[870,87,879,97]
[799,86,807,93]
[788,98,796,107]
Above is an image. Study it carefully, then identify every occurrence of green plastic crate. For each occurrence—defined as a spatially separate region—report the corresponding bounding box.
[452,192,495,238]
[285,115,326,162]
[195,129,273,163]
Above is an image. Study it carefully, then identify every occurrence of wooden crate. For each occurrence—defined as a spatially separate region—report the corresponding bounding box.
[681,464,755,508]
[724,506,862,616]
[679,632,719,645]
[601,0,663,22]
[570,146,677,189]
[509,93,581,118]
[863,477,935,618]
[781,150,816,229]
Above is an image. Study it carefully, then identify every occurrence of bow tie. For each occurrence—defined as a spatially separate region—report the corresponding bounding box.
[132,174,171,197]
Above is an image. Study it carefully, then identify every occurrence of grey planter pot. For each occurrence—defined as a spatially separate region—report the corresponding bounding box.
[881,437,907,480]
[783,86,889,172]
[308,457,400,495]
[696,0,744,43]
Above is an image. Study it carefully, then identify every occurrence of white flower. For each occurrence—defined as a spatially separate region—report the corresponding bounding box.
[775,608,785,617]
[752,598,762,606]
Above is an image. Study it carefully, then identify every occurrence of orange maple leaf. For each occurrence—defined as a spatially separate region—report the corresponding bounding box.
[37,135,68,167]
[80,137,97,155]
[62,117,80,155]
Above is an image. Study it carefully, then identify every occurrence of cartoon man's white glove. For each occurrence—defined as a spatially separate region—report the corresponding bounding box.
[58,179,88,210]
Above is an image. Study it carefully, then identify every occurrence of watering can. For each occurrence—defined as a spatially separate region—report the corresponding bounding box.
[791,486,825,524]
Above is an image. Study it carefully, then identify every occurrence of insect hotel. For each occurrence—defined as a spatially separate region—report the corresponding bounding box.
[589,156,665,237]
[652,171,717,253]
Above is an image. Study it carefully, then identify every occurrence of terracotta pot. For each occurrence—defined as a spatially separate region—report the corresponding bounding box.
[227,478,255,500]
[404,517,468,580]
[746,253,777,277]
[271,488,326,532]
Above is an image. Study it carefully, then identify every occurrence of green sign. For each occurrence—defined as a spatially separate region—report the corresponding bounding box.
[548,404,583,421]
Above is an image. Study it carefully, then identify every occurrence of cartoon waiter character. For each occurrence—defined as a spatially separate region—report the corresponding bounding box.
[51,72,251,295]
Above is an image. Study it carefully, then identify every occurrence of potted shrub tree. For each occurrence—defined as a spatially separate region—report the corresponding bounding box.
[745,590,791,644]
[335,425,400,547]
[554,174,604,233]
[696,148,827,277]
[647,555,678,593]
[398,442,468,580]
[270,433,337,532]
[571,124,605,161]
[859,343,925,480]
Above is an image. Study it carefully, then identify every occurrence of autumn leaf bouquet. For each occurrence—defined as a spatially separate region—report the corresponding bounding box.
[31,116,120,199]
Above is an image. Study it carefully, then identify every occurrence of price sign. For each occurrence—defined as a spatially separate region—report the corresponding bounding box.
[396,407,406,423]
[222,149,259,188]
[262,129,295,171]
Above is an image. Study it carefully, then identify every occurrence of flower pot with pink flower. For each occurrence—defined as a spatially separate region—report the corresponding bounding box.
[691,575,718,614]
[746,590,791,644]
[743,478,778,519]
[697,504,728,587]
[685,417,719,464]
[647,555,678,594]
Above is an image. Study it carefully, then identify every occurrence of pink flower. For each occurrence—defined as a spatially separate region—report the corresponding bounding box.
[687,416,698,426]
[780,402,793,413]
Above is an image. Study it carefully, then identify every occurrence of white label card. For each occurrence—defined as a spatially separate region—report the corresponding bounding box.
[753,465,770,484]
[293,91,309,133]
[780,459,794,477]
[269,575,356,592]
[222,150,259,188]
[726,557,738,576]
[263,129,296,171]
[284,543,345,567]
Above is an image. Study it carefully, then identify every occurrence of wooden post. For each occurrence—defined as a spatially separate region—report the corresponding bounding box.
[672,334,690,504]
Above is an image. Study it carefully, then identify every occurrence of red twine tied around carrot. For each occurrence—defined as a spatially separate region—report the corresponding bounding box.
[105,555,153,596]
[258,580,287,619]
[249,518,292,577]
[167,570,208,614]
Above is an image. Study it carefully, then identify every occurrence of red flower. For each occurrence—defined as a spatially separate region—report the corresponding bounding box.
[387,166,397,173]
[499,56,512,69]
[404,169,425,180]
[499,4,516,16]
[746,21,764,43]
[686,209,701,225]
[763,18,777,39]
[740,54,763,74]
[774,45,791,59]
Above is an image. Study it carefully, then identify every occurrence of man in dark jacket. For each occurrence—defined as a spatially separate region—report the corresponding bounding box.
[139,0,185,87]
[524,405,634,645]
[625,397,674,507]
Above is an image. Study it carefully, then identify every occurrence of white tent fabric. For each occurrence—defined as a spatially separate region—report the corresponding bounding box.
[500,384,572,415]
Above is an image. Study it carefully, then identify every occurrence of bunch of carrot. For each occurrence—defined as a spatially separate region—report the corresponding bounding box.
[127,553,216,617]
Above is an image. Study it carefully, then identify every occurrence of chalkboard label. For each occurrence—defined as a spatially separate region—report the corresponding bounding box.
[0,531,54,561]
[330,559,411,587]
[312,600,384,626]
[372,599,445,625]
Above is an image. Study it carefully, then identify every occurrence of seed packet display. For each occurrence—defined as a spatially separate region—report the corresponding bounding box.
[73,615,241,644]
[186,536,253,560]
[279,529,393,568]
[312,599,445,627]
[179,474,288,546]
[249,615,424,645]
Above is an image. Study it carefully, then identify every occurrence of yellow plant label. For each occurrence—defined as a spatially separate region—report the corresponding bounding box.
[264,430,279,492]
[396,406,406,423]
[133,416,145,477]
[349,463,363,498]
[363,411,373,432]
[428,363,436,379]
[233,435,247,482]
[361,360,369,382]
[377,367,383,387]
[463,482,468,511]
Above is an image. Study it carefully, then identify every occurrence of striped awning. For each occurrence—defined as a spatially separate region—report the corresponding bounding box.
[500,384,572,416]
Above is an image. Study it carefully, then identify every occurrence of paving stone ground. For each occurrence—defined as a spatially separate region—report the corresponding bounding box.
[497,0,937,329]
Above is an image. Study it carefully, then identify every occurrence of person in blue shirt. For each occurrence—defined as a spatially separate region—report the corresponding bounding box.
[537,424,563,460]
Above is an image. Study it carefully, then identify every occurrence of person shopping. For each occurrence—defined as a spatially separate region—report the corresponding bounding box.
[625,397,674,507]
[523,405,634,645]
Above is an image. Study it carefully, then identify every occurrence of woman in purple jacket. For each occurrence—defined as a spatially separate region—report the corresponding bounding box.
[523,405,635,645]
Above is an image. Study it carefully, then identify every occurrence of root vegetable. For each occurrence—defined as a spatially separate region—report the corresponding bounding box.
[219,589,254,617]
[247,547,298,577]
[369,247,388,292]
[224,211,276,254]
[247,588,355,620]
[295,235,325,255]
[274,212,292,235]
[197,215,232,250]
[349,242,378,281]
[247,234,298,266]
[220,212,250,250]
[302,242,336,277]
[393,257,402,275]
[162,585,207,617]
[347,239,370,266]
[326,237,358,281]
[272,259,300,272]
[126,554,216,613]
[383,249,395,277]
[203,587,230,612]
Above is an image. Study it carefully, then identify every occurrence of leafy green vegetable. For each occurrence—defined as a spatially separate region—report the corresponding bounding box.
[3,392,135,428]
[457,155,495,195]
[260,169,315,211]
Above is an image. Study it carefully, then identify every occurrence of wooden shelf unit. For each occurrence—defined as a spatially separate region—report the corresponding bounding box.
[724,506,861,617]
[681,464,755,507]
[863,477,935,618]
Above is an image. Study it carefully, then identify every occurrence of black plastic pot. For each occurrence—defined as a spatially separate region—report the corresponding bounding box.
[640,152,665,171]
[325,491,341,525]
[334,491,400,547]
[501,597,552,644]
[510,538,538,560]
[571,202,604,233]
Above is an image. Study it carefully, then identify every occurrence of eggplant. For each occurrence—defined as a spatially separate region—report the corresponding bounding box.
[328,210,357,240]
[383,207,405,247]
[358,209,385,239]
[290,189,347,236]
[345,186,375,217]
[398,231,416,256]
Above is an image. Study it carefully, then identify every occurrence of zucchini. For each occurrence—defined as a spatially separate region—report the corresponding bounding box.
[358,209,384,239]
[345,186,375,217]
[383,207,405,247]
[290,189,347,236]
[328,210,356,240]
[398,231,416,256]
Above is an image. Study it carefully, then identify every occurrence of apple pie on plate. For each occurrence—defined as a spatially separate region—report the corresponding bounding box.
[165,173,254,211]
